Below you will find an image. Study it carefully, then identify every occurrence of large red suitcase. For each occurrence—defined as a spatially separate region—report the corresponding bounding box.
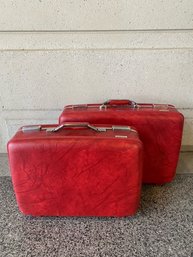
[59,100,184,184]
[7,122,143,217]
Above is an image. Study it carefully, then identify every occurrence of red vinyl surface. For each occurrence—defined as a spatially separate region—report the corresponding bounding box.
[59,102,184,184]
[7,124,143,217]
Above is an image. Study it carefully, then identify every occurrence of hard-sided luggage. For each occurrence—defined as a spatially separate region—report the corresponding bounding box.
[59,100,184,184]
[7,122,143,217]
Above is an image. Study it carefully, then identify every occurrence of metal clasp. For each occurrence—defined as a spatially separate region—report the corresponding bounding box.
[21,125,42,132]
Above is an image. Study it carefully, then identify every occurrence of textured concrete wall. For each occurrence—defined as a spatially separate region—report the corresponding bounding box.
[0,1,193,152]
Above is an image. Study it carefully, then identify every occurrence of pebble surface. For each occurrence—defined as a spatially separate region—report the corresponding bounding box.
[0,175,193,257]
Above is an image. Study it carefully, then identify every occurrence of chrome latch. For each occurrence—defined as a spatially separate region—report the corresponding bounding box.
[112,126,137,133]
[22,126,41,132]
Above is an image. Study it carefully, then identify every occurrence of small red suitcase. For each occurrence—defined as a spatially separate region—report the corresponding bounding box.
[7,122,143,217]
[59,100,184,184]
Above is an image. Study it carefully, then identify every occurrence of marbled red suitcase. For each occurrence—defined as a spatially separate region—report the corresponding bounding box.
[7,123,143,217]
[59,100,184,184]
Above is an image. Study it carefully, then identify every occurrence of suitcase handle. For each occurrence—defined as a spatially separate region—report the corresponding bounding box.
[48,123,136,133]
[50,122,105,132]
[99,99,137,110]
[21,123,104,133]
[22,123,137,133]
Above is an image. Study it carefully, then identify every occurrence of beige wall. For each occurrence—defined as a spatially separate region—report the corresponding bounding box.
[0,1,193,152]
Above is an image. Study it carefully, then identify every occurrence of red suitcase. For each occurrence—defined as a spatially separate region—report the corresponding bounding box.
[7,122,143,217]
[59,100,184,184]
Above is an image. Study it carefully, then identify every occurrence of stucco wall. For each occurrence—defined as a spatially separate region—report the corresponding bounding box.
[0,1,193,152]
